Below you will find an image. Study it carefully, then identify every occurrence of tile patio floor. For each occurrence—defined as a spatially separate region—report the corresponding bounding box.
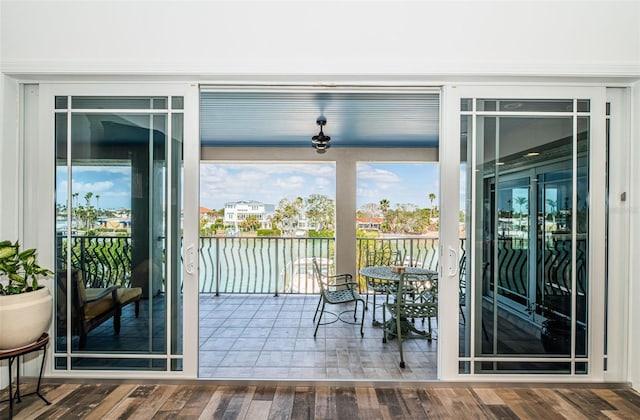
[198,294,438,380]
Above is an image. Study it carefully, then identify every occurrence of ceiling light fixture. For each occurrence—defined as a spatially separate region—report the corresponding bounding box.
[312,116,331,153]
[525,152,540,157]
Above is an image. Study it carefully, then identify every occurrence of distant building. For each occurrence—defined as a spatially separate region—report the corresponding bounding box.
[356,217,384,230]
[224,200,275,229]
[199,206,215,222]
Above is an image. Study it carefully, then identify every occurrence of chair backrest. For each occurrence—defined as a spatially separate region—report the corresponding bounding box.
[393,272,438,318]
[366,247,402,267]
[312,257,328,295]
[459,253,467,298]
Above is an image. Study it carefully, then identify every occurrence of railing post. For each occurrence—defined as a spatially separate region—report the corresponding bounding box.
[273,238,279,297]
[215,237,220,296]
[80,237,87,283]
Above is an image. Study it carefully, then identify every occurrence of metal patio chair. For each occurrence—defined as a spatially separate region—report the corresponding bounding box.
[364,247,403,325]
[312,257,365,338]
[383,272,437,368]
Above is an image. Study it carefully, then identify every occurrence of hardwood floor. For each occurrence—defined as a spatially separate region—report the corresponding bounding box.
[2,381,640,419]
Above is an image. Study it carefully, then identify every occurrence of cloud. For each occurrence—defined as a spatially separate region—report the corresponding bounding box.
[58,180,116,194]
[72,180,115,193]
[274,175,305,190]
[200,163,336,208]
[357,164,401,184]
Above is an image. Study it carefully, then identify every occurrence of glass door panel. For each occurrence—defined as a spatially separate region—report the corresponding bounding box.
[452,92,604,377]
[54,95,184,370]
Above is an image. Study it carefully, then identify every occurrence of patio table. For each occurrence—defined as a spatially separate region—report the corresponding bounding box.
[358,266,437,339]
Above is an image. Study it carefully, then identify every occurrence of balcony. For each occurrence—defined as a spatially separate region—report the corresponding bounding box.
[53,235,446,378]
[54,235,560,378]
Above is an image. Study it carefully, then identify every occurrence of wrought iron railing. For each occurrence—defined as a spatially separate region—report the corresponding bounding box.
[58,233,584,321]
[58,235,454,294]
[58,234,133,288]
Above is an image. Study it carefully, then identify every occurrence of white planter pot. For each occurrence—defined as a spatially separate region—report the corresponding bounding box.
[0,287,53,350]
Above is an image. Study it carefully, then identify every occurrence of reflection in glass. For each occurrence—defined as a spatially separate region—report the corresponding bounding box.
[464,99,591,374]
[54,96,184,371]
[476,99,574,113]
[459,115,471,364]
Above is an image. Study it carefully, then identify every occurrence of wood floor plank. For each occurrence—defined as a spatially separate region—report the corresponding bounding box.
[375,387,412,419]
[179,385,220,419]
[591,389,640,419]
[486,404,520,420]
[157,383,195,413]
[354,386,383,420]
[472,388,506,405]
[11,383,81,420]
[208,386,241,419]
[253,386,277,402]
[34,383,117,419]
[532,388,586,420]
[222,385,256,420]
[103,397,143,420]
[335,387,359,420]
[4,382,640,419]
[396,387,428,419]
[493,388,545,420]
[198,386,228,420]
[292,386,317,420]
[87,383,137,418]
[245,400,272,420]
[616,389,640,409]
[416,389,451,419]
[126,384,179,419]
[513,388,560,419]
[449,387,495,419]
[557,388,617,416]
[267,385,295,420]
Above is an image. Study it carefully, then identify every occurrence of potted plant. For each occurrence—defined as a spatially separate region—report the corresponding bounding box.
[0,240,54,350]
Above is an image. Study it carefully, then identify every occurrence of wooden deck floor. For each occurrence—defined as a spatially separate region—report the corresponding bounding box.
[2,381,640,419]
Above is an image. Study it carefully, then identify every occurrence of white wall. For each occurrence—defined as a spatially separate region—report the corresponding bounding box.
[1,0,639,387]
[630,81,640,392]
[0,75,19,241]
[1,1,639,78]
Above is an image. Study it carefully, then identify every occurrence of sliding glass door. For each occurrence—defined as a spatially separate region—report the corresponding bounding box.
[39,84,199,377]
[441,86,606,379]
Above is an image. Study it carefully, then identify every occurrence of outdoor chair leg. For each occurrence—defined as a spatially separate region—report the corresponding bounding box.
[314,302,325,338]
[397,316,405,369]
[382,305,388,343]
[371,293,377,324]
[313,295,323,323]
[359,299,365,337]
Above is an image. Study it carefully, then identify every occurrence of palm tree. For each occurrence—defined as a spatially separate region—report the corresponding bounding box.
[379,199,390,215]
[546,198,557,224]
[515,196,528,232]
[428,193,436,218]
[428,193,436,209]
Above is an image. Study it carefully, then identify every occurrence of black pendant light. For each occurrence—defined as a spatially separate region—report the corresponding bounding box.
[311,116,331,153]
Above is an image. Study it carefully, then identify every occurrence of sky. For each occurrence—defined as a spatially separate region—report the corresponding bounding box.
[200,162,439,211]
[58,162,440,212]
[56,166,132,209]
